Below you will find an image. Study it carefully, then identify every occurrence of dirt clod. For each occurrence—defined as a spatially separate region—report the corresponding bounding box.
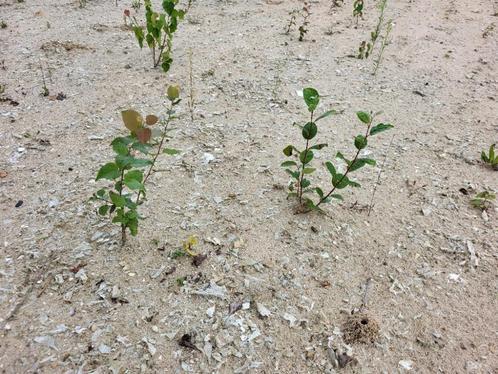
[342,313,380,344]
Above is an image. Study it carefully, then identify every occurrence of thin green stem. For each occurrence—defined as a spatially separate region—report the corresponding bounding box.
[297,110,314,205]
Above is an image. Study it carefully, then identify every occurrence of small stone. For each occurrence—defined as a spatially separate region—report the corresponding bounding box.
[399,360,413,370]
[256,303,271,318]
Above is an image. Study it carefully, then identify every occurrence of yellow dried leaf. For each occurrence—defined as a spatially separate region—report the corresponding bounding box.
[121,109,143,133]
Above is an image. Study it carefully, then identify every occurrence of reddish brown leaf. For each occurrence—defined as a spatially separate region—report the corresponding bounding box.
[136,128,151,144]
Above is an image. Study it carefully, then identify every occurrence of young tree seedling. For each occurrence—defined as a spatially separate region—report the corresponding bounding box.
[92,85,181,246]
[282,88,393,212]
[481,144,498,170]
[471,191,496,211]
[372,20,392,75]
[131,0,186,72]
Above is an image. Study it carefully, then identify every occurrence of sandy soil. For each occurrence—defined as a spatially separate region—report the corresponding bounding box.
[0,0,497,373]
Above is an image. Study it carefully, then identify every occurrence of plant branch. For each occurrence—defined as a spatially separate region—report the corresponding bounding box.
[316,117,373,208]
[135,103,173,204]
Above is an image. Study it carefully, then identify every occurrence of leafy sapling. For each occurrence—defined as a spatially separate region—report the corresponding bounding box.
[132,0,186,72]
[92,85,182,246]
[282,88,394,212]
[481,144,498,170]
[285,1,311,41]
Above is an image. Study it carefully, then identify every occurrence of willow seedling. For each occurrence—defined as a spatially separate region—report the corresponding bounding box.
[92,85,182,246]
[282,88,393,212]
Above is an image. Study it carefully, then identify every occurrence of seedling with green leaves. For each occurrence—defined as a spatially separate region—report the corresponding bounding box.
[131,0,186,72]
[471,191,496,211]
[92,85,181,246]
[282,87,393,212]
[481,144,498,170]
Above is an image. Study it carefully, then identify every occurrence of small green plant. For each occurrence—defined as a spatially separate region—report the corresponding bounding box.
[92,85,181,246]
[0,21,7,29]
[353,0,364,24]
[282,88,393,212]
[131,0,186,72]
[471,191,496,210]
[285,1,311,41]
[481,144,498,170]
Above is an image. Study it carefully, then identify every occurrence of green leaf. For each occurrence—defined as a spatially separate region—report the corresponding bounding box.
[283,145,294,157]
[132,142,152,154]
[98,205,110,216]
[301,178,311,188]
[115,155,153,169]
[370,123,393,136]
[315,187,324,198]
[332,173,349,189]
[309,143,328,150]
[330,194,343,200]
[302,122,318,140]
[303,168,315,174]
[325,161,336,177]
[348,180,361,187]
[303,88,320,112]
[124,170,144,190]
[354,135,368,150]
[336,152,351,166]
[349,158,376,172]
[281,160,297,167]
[300,150,314,164]
[315,110,338,122]
[356,111,371,124]
[161,56,173,73]
[133,26,144,48]
[109,191,126,207]
[96,163,120,181]
[489,144,495,161]
[111,138,130,156]
[96,189,106,197]
[285,169,300,180]
[163,148,180,155]
[481,151,489,163]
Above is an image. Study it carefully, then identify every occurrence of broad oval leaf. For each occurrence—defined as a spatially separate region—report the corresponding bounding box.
[302,122,318,140]
[303,87,320,112]
[300,150,314,164]
[310,143,328,150]
[332,173,349,189]
[122,109,143,133]
[96,163,120,181]
[354,135,367,150]
[303,167,316,174]
[356,111,371,124]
